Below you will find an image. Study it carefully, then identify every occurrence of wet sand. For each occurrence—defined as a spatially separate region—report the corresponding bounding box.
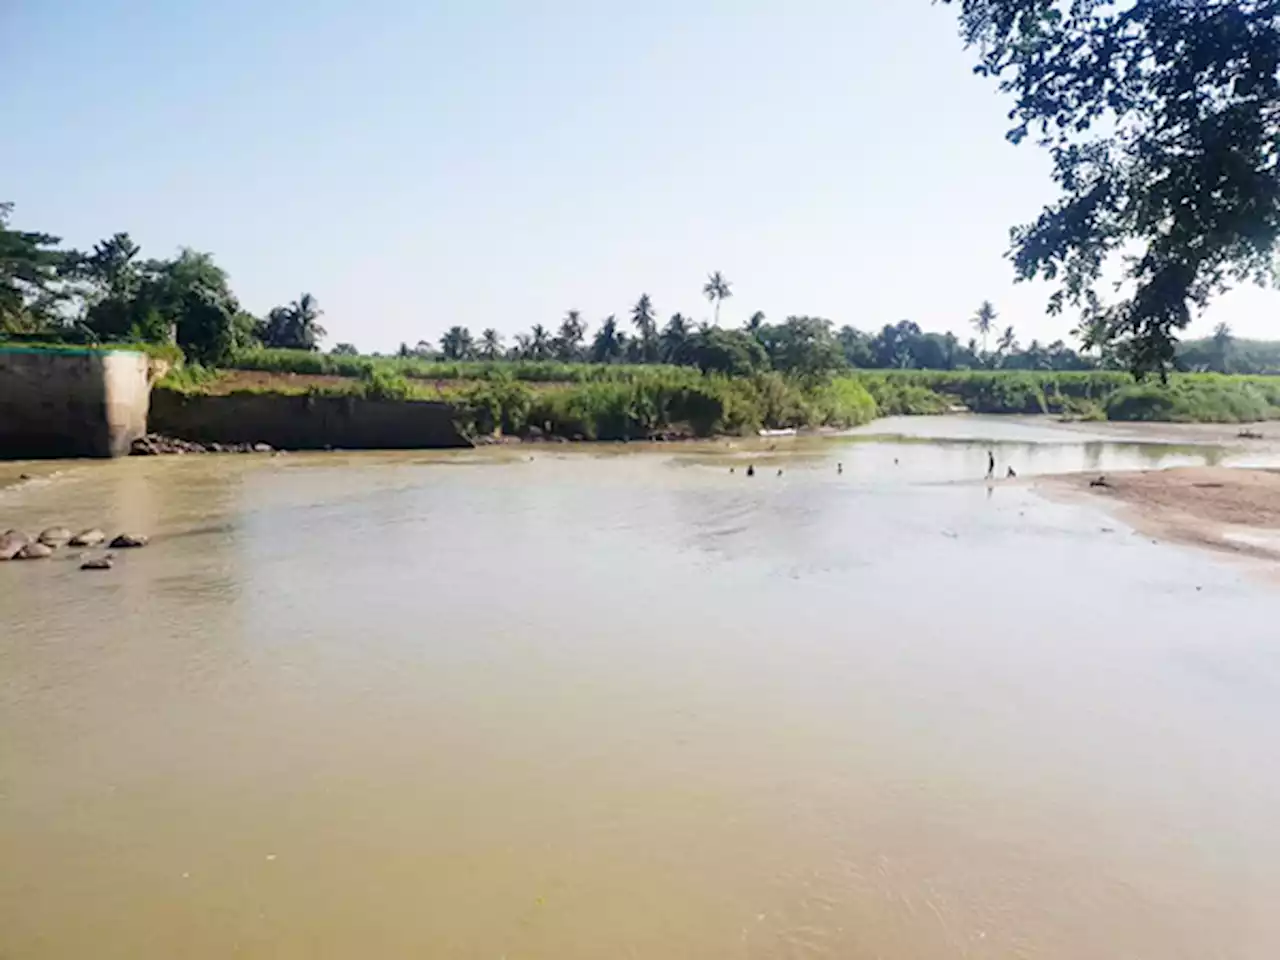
[1045,466,1280,561]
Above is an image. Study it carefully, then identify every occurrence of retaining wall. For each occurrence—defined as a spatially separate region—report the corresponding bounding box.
[149,389,472,450]
[0,347,150,458]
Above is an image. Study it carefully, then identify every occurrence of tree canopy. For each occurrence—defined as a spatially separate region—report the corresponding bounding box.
[945,0,1280,377]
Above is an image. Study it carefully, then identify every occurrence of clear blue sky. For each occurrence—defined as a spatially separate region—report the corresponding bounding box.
[4,0,1276,351]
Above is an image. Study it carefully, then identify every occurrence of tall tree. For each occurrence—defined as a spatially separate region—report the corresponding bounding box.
[946,0,1280,378]
[971,300,996,354]
[630,293,658,361]
[529,323,551,361]
[555,310,586,361]
[591,315,625,363]
[745,310,766,338]
[997,325,1017,356]
[0,203,66,334]
[439,325,475,360]
[1211,322,1235,374]
[480,328,503,360]
[263,292,326,351]
[660,313,692,364]
[702,271,733,325]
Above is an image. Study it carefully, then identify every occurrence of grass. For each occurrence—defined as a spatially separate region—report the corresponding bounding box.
[170,350,1280,435]
[229,348,683,384]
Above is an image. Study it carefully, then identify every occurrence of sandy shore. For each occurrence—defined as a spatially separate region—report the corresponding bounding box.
[1044,466,1280,561]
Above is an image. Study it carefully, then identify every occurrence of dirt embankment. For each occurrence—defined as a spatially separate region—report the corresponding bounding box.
[1046,467,1280,561]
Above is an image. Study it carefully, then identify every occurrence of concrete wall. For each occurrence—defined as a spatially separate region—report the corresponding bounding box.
[0,347,151,458]
[150,389,472,450]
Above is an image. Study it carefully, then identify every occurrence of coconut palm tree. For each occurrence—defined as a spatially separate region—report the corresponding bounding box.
[661,313,692,364]
[529,323,551,360]
[263,292,326,351]
[556,310,586,361]
[591,315,624,363]
[631,294,658,362]
[997,325,1017,356]
[480,328,503,360]
[1212,321,1234,373]
[971,300,996,354]
[702,271,733,325]
[439,325,474,360]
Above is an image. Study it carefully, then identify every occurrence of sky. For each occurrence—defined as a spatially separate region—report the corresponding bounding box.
[4,0,1278,352]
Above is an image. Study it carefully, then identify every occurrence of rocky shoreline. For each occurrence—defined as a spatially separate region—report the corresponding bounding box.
[130,434,274,456]
[1,526,148,570]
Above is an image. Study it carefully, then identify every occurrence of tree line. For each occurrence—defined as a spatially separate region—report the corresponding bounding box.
[0,207,325,363]
[0,205,1257,377]
[414,288,1108,375]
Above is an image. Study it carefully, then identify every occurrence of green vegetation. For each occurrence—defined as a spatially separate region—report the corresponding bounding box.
[1105,380,1280,424]
[947,1,1280,377]
[452,370,878,441]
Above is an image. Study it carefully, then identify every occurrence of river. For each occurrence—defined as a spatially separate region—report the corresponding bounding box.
[3,417,1280,959]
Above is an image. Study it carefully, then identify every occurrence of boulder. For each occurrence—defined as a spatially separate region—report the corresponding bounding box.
[80,556,114,570]
[70,528,106,547]
[15,542,54,560]
[109,533,149,549]
[1,530,31,560]
[38,527,72,547]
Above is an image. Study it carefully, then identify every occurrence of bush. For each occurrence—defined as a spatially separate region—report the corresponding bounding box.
[1105,379,1279,423]
[359,368,416,401]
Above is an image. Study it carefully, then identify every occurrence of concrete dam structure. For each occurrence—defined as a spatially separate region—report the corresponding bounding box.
[0,347,151,458]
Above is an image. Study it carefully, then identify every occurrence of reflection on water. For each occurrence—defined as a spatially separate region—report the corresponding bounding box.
[3,419,1280,959]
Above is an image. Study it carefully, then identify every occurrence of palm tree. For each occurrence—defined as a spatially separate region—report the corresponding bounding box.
[556,310,586,361]
[591,315,624,363]
[745,310,766,338]
[1071,314,1110,359]
[1212,321,1234,372]
[997,325,1017,355]
[702,271,733,325]
[263,292,326,351]
[512,332,532,359]
[971,300,997,354]
[631,294,658,361]
[530,323,551,360]
[480,328,503,360]
[661,313,692,364]
[439,325,474,360]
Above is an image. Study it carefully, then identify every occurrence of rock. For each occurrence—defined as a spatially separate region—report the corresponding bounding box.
[15,542,54,560]
[109,533,149,549]
[38,527,72,547]
[70,528,106,547]
[1,530,32,560]
[253,443,273,453]
[130,434,208,456]
[80,556,114,570]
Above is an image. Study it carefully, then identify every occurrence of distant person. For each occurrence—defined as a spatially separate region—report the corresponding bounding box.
[986,450,996,479]
[777,469,783,477]
[837,462,844,475]
[746,464,755,478]
[1006,466,1017,479]
[730,467,735,474]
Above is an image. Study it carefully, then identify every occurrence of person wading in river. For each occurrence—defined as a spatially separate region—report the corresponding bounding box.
[986,450,995,480]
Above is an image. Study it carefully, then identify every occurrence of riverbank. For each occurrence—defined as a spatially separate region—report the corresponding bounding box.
[1044,466,1280,562]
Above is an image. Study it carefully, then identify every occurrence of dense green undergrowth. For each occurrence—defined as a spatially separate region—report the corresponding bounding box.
[158,354,1280,439]
[228,348,682,384]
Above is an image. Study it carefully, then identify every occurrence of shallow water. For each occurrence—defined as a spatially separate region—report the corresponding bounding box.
[4,418,1280,959]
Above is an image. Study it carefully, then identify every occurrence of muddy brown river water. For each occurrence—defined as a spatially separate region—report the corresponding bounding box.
[3,418,1280,959]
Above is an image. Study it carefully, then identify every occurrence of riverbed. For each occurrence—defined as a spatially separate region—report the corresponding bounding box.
[3,417,1280,959]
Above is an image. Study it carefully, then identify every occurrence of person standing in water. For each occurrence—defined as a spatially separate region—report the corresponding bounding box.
[986,450,995,480]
